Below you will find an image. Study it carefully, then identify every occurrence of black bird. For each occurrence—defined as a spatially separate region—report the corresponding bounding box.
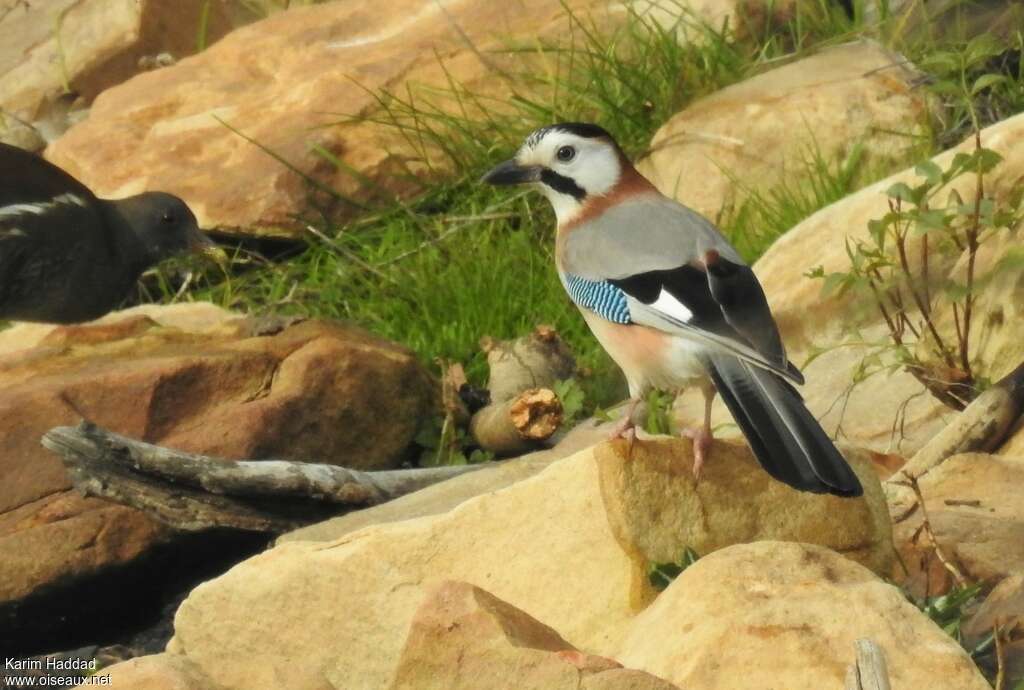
[0,143,222,324]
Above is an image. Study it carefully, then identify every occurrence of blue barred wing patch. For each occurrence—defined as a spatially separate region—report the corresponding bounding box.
[563,273,631,324]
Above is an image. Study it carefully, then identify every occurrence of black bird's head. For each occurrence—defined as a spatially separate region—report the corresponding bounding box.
[107,192,224,265]
[482,122,627,225]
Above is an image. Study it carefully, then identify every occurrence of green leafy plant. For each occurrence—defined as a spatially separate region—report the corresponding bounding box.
[553,378,587,425]
[648,547,701,590]
[643,389,676,435]
[810,39,1024,410]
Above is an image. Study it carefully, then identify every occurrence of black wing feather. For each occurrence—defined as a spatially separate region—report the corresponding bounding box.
[610,257,802,383]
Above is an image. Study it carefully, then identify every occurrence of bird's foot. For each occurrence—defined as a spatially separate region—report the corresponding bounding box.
[608,398,641,459]
[609,417,637,459]
[610,421,637,458]
[681,425,713,481]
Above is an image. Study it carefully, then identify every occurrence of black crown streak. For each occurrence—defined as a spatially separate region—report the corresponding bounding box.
[525,122,616,149]
[539,169,586,200]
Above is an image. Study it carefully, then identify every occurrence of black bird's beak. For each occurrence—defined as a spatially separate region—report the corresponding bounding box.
[187,226,228,267]
[481,159,542,186]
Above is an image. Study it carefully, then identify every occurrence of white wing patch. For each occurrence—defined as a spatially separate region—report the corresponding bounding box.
[0,192,89,220]
[650,288,693,323]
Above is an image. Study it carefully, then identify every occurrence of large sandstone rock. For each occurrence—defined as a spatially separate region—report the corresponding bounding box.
[46,0,615,237]
[390,581,680,690]
[1001,422,1024,457]
[888,452,1024,596]
[638,40,931,222]
[98,581,682,690]
[0,303,435,648]
[617,541,990,690]
[0,0,233,122]
[677,113,1024,457]
[95,438,892,689]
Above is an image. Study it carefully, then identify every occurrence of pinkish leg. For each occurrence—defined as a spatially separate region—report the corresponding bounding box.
[609,397,641,458]
[681,385,716,480]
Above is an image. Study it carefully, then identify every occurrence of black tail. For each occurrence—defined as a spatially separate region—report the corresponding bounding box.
[706,354,862,497]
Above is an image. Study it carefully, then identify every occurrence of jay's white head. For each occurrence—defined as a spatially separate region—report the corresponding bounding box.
[482,123,631,226]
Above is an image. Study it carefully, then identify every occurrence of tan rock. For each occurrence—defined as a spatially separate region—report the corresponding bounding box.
[617,541,990,690]
[1,307,434,514]
[95,581,680,690]
[889,452,1024,596]
[46,0,616,237]
[1000,421,1024,458]
[0,492,168,606]
[0,304,434,639]
[92,653,214,690]
[632,0,809,41]
[0,111,45,151]
[389,581,679,690]
[0,0,233,121]
[637,40,931,222]
[154,438,889,689]
[675,113,1024,457]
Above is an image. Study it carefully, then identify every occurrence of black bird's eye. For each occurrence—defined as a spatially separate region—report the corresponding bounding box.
[556,145,576,162]
[161,210,176,225]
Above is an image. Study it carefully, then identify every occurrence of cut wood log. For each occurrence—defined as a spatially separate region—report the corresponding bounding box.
[470,326,575,454]
[42,422,489,533]
[479,325,576,403]
[469,388,564,456]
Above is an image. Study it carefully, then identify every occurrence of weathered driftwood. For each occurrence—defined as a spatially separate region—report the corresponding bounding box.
[469,326,574,455]
[42,422,488,533]
[469,388,564,456]
[844,639,891,690]
[897,359,1024,482]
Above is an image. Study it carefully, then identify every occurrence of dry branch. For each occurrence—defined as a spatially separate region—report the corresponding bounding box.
[899,359,1024,480]
[42,422,488,533]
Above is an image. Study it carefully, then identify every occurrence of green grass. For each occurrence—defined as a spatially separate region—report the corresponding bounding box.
[154,0,1023,415]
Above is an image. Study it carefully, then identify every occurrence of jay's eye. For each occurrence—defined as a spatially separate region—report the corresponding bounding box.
[161,211,176,224]
[556,145,576,162]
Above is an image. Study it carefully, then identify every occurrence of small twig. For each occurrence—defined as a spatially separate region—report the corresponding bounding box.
[894,471,968,588]
[943,499,981,508]
[993,622,1007,690]
[960,131,985,382]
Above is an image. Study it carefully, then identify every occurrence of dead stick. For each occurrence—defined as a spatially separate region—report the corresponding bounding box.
[844,639,891,690]
[42,422,489,533]
[994,622,1007,690]
[894,471,968,588]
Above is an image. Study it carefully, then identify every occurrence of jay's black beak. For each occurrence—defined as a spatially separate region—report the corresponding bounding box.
[481,159,542,186]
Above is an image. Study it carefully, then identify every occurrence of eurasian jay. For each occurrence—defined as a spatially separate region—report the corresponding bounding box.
[482,122,862,497]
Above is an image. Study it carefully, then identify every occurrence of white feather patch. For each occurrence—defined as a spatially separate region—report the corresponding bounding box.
[0,227,27,240]
[0,193,89,220]
[650,288,693,323]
